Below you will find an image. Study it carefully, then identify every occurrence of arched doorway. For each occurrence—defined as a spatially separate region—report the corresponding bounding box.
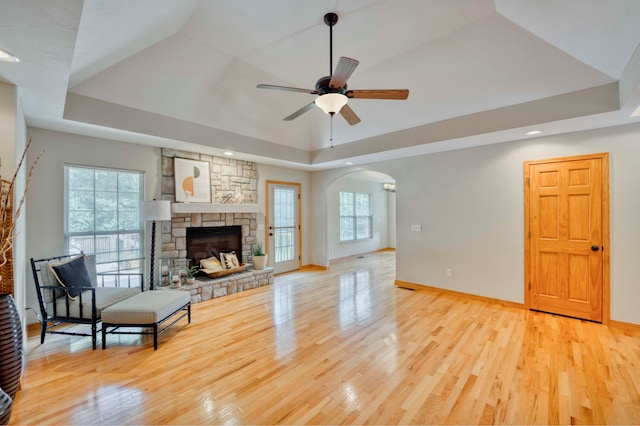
[325,170,396,262]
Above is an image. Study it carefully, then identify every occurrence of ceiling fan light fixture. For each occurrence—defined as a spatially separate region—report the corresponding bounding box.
[0,48,19,63]
[383,183,396,192]
[315,93,348,115]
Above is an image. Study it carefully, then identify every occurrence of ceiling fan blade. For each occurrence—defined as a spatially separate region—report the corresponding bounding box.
[346,89,409,100]
[283,102,316,121]
[257,84,317,94]
[339,104,361,126]
[329,57,359,89]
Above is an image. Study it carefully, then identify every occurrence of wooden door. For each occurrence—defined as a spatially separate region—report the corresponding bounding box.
[524,153,609,323]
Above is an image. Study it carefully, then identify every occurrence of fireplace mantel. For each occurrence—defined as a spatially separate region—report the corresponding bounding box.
[172,203,261,214]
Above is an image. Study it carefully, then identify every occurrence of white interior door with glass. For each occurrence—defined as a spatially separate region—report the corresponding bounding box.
[267,182,301,274]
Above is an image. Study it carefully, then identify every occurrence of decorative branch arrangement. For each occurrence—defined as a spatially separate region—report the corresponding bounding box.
[0,137,43,283]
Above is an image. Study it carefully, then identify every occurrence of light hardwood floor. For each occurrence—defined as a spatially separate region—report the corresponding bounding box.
[11,252,640,425]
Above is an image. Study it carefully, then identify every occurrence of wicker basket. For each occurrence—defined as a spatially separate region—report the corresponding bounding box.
[0,180,12,296]
[203,263,248,278]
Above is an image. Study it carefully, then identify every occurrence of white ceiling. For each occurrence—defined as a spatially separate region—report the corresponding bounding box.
[2,0,640,170]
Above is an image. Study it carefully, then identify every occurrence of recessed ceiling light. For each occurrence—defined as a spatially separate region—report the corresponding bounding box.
[346,162,353,165]
[0,48,19,63]
[223,151,234,156]
[525,130,543,136]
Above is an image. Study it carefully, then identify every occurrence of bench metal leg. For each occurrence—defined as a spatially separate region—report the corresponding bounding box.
[91,323,97,350]
[153,324,158,350]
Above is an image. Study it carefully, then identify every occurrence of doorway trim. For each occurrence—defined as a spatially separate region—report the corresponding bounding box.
[265,180,302,272]
[523,152,610,324]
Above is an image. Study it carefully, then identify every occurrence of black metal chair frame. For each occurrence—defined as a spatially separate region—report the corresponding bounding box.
[30,254,144,350]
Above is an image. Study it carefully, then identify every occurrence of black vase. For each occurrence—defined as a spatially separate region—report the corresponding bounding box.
[0,294,23,400]
[0,386,11,425]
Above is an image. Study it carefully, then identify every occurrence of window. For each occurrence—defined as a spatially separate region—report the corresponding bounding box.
[64,165,144,274]
[339,191,372,242]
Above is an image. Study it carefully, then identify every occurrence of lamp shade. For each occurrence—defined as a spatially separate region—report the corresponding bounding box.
[315,93,348,115]
[140,200,171,221]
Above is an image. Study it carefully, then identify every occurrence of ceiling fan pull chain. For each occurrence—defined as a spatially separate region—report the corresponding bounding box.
[330,115,334,148]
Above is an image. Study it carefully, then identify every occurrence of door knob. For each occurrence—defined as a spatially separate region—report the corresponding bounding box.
[591,245,600,251]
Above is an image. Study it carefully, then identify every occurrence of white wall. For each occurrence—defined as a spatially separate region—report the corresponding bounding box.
[0,82,17,172]
[387,191,396,249]
[327,176,390,260]
[0,83,18,310]
[309,122,640,325]
[24,128,162,323]
[13,92,27,332]
[21,120,640,326]
[257,164,311,266]
[0,82,27,332]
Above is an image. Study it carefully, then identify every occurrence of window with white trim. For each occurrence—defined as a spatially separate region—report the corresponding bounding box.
[339,191,372,242]
[64,165,144,274]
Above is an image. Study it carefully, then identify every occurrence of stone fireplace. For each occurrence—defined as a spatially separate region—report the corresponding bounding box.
[159,148,260,263]
[156,148,272,304]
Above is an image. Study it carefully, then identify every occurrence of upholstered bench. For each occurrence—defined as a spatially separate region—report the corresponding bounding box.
[101,290,191,350]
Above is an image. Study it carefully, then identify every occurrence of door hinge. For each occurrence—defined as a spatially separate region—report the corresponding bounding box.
[298,255,301,260]
[528,231,531,239]
[526,177,530,184]
[298,194,300,200]
[528,282,531,290]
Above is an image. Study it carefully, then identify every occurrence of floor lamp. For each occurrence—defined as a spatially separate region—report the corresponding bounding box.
[141,200,171,290]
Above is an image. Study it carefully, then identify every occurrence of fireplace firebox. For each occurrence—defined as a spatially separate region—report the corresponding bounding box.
[186,226,242,267]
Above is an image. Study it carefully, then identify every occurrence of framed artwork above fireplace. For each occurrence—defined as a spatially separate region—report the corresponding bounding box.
[174,158,211,203]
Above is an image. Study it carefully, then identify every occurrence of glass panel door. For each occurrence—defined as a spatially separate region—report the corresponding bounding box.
[268,183,300,274]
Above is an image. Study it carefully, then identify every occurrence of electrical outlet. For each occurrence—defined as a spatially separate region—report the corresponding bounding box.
[446,268,453,277]
[411,224,422,232]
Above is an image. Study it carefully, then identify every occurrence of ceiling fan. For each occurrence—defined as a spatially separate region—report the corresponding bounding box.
[257,12,409,127]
